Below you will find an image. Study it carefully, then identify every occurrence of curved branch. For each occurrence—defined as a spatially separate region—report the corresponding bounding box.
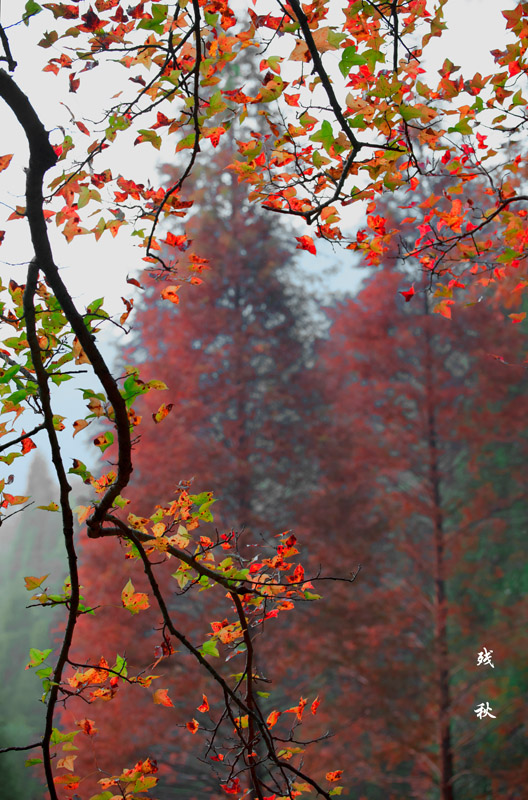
[0,67,132,526]
[23,260,79,800]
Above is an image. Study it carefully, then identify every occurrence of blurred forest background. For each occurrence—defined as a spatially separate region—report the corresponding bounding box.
[1,131,527,800]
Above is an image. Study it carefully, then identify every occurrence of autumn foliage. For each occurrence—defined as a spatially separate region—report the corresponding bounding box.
[0,1,527,800]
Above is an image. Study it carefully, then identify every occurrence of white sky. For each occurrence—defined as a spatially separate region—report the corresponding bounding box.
[0,0,516,495]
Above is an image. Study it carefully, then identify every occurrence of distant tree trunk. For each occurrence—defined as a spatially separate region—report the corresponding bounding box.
[424,302,455,800]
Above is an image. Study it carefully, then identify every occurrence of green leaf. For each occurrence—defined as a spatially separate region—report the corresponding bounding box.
[363,48,385,72]
[208,90,227,117]
[310,120,335,153]
[339,46,366,76]
[448,118,473,135]
[136,129,162,150]
[201,640,220,658]
[176,132,196,152]
[50,728,80,745]
[86,297,105,315]
[35,666,53,679]
[137,4,168,34]
[51,373,72,386]
[26,647,52,669]
[260,76,285,103]
[327,29,346,49]
[204,11,218,26]
[94,431,114,452]
[312,151,331,168]
[113,654,128,678]
[348,114,366,129]
[23,1,42,25]
[399,105,422,122]
[511,89,526,106]
[0,365,20,384]
[190,492,213,506]
[25,758,43,767]
[7,388,29,406]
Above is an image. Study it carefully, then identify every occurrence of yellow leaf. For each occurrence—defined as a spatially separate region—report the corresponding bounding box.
[24,575,49,591]
[37,502,59,511]
[57,755,77,771]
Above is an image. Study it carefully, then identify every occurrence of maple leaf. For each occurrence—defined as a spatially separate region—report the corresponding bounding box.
[266,710,281,728]
[73,419,90,437]
[0,154,13,172]
[400,285,415,302]
[285,697,307,721]
[24,575,49,591]
[121,579,150,614]
[165,232,189,251]
[153,688,174,707]
[161,285,181,304]
[72,336,90,365]
[221,778,241,794]
[153,402,174,423]
[295,235,316,255]
[20,432,37,453]
[57,754,77,771]
[197,694,209,713]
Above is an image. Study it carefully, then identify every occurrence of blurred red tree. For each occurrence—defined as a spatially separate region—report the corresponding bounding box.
[293,268,528,799]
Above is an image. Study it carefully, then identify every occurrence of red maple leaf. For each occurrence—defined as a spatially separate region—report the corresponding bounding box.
[295,235,316,255]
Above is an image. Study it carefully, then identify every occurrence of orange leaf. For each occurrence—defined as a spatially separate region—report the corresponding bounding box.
[197,694,209,713]
[284,93,300,107]
[72,336,90,365]
[0,154,13,173]
[266,710,281,728]
[153,402,174,424]
[153,688,174,707]
[311,696,320,715]
[285,697,307,721]
[21,432,37,454]
[509,312,526,323]
[186,719,199,734]
[161,285,181,303]
[326,771,343,782]
[73,419,90,437]
[121,579,150,614]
